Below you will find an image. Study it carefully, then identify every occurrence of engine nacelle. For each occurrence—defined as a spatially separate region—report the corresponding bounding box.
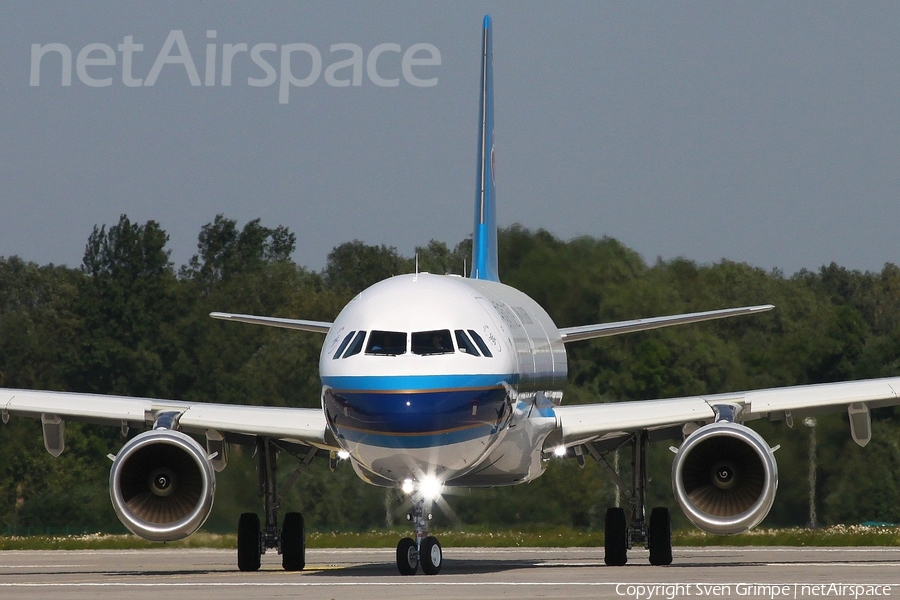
[109,429,216,542]
[672,422,777,535]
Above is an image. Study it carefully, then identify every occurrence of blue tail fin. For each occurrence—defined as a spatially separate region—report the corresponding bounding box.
[471,14,499,281]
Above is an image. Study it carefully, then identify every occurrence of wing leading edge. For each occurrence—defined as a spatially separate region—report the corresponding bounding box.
[0,388,335,449]
[553,376,900,448]
[559,304,774,343]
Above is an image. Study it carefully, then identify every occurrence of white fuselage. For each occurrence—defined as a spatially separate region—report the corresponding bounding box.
[318,273,567,488]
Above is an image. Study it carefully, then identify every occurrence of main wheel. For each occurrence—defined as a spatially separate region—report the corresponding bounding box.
[281,512,306,571]
[237,512,261,572]
[648,507,673,566]
[604,507,628,566]
[396,537,418,575]
[420,536,442,575]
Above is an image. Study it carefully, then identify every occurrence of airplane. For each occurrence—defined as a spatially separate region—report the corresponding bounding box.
[3,14,900,575]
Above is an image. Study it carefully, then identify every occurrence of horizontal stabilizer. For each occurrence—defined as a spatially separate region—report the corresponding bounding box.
[210,312,331,334]
[559,304,774,343]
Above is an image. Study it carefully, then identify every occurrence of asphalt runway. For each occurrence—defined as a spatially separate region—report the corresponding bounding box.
[1,546,899,600]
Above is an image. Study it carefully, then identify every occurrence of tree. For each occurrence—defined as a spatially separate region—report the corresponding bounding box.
[324,240,412,293]
[414,240,469,276]
[74,214,180,398]
[182,215,297,285]
[0,257,81,390]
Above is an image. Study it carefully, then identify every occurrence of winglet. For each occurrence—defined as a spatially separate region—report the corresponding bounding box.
[471,14,500,281]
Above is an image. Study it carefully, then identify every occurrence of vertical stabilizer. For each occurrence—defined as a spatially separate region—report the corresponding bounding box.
[471,15,499,281]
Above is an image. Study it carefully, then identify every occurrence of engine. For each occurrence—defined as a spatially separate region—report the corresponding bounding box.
[672,422,778,535]
[109,429,216,542]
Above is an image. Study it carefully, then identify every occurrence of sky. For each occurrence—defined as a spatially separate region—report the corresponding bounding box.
[2,2,900,276]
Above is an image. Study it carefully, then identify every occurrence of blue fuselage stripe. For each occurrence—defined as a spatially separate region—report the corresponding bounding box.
[321,373,513,391]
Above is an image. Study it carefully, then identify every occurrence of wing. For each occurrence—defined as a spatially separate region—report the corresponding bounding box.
[0,387,337,452]
[0,312,337,454]
[553,376,900,449]
[209,312,332,334]
[559,304,774,343]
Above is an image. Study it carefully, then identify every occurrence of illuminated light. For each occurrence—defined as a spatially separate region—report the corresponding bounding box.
[401,478,415,495]
[337,449,350,460]
[406,401,411,406]
[553,445,567,458]
[420,475,443,500]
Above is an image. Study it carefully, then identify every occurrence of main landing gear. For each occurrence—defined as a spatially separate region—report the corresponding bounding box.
[237,437,313,572]
[396,495,442,575]
[592,430,673,567]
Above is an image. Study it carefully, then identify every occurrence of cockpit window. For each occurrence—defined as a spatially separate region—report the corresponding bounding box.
[366,330,407,355]
[455,330,480,356]
[412,329,454,355]
[342,331,366,358]
[332,331,356,359]
[468,330,493,357]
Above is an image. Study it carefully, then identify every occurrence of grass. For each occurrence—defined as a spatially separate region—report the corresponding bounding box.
[675,525,900,547]
[1,525,900,550]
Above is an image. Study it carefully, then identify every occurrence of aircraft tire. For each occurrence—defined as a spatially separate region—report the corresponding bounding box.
[648,507,673,566]
[604,507,628,566]
[396,537,419,575]
[237,512,261,572]
[281,512,306,571]
[420,536,442,575]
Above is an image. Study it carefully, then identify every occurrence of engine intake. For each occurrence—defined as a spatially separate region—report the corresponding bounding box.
[672,422,777,535]
[110,429,216,541]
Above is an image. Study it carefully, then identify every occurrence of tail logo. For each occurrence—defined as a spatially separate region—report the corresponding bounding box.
[491,145,496,185]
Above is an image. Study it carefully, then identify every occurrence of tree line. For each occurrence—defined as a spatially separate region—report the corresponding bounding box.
[0,214,898,534]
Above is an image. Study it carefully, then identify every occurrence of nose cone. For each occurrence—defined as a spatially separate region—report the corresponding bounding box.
[323,375,509,450]
[323,376,512,481]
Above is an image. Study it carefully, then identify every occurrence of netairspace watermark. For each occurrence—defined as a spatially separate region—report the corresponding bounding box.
[29,30,441,104]
[615,583,895,600]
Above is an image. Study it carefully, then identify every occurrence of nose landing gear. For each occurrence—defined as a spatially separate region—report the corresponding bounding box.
[395,496,443,575]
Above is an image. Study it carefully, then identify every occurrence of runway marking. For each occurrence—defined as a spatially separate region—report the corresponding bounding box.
[1,582,898,588]
[763,563,900,567]
[0,564,81,568]
[4,547,899,555]
[534,562,604,567]
[681,548,900,552]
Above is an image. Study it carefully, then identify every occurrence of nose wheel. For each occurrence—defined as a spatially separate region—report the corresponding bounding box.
[396,537,418,575]
[420,536,442,574]
[395,497,443,575]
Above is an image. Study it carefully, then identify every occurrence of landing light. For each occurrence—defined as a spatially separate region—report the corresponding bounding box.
[337,449,350,461]
[553,445,567,458]
[420,475,443,500]
[400,476,444,500]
